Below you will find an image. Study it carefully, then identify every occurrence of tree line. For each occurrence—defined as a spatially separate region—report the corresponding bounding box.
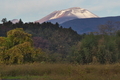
[0,18,120,64]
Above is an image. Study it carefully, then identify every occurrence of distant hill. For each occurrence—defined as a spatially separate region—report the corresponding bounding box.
[60,16,120,34]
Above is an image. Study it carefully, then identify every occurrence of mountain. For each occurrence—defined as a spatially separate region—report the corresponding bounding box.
[10,19,19,24]
[61,16,120,34]
[34,7,120,34]
[35,7,98,24]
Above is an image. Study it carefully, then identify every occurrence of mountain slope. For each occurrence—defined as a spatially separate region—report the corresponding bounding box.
[35,7,98,24]
[61,16,120,34]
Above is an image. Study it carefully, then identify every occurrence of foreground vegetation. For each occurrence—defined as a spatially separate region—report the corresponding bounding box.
[0,63,120,80]
[1,19,120,80]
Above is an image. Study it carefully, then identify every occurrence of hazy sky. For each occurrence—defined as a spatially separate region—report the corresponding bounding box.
[0,0,120,22]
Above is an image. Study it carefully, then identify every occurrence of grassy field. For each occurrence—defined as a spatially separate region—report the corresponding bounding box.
[0,63,120,80]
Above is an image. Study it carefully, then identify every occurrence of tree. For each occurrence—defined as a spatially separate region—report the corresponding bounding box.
[68,34,98,64]
[98,21,120,35]
[97,36,118,64]
[18,19,23,24]
[68,42,83,64]
[0,37,12,63]
[1,18,7,24]
[0,28,45,64]
[7,28,32,46]
[79,34,98,64]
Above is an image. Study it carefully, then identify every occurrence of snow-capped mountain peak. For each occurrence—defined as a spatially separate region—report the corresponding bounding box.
[10,19,19,24]
[35,7,98,24]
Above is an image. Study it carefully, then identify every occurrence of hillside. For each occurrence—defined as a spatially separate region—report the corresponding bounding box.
[61,16,120,34]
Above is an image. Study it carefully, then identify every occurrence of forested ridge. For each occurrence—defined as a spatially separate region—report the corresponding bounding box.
[0,18,120,64]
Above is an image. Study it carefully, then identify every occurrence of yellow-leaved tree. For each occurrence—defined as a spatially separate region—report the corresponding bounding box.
[0,28,45,64]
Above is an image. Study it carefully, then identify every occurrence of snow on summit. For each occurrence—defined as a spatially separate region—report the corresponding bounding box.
[10,19,19,24]
[35,7,99,24]
[51,7,98,19]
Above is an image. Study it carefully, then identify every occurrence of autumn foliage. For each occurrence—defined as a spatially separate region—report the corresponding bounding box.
[0,28,44,64]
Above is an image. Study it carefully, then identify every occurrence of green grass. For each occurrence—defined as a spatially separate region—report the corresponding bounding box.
[0,63,120,80]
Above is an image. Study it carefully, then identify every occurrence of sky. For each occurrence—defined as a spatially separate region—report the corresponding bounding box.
[0,0,120,23]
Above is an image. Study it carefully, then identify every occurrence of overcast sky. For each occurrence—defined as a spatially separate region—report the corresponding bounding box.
[0,0,120,22]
